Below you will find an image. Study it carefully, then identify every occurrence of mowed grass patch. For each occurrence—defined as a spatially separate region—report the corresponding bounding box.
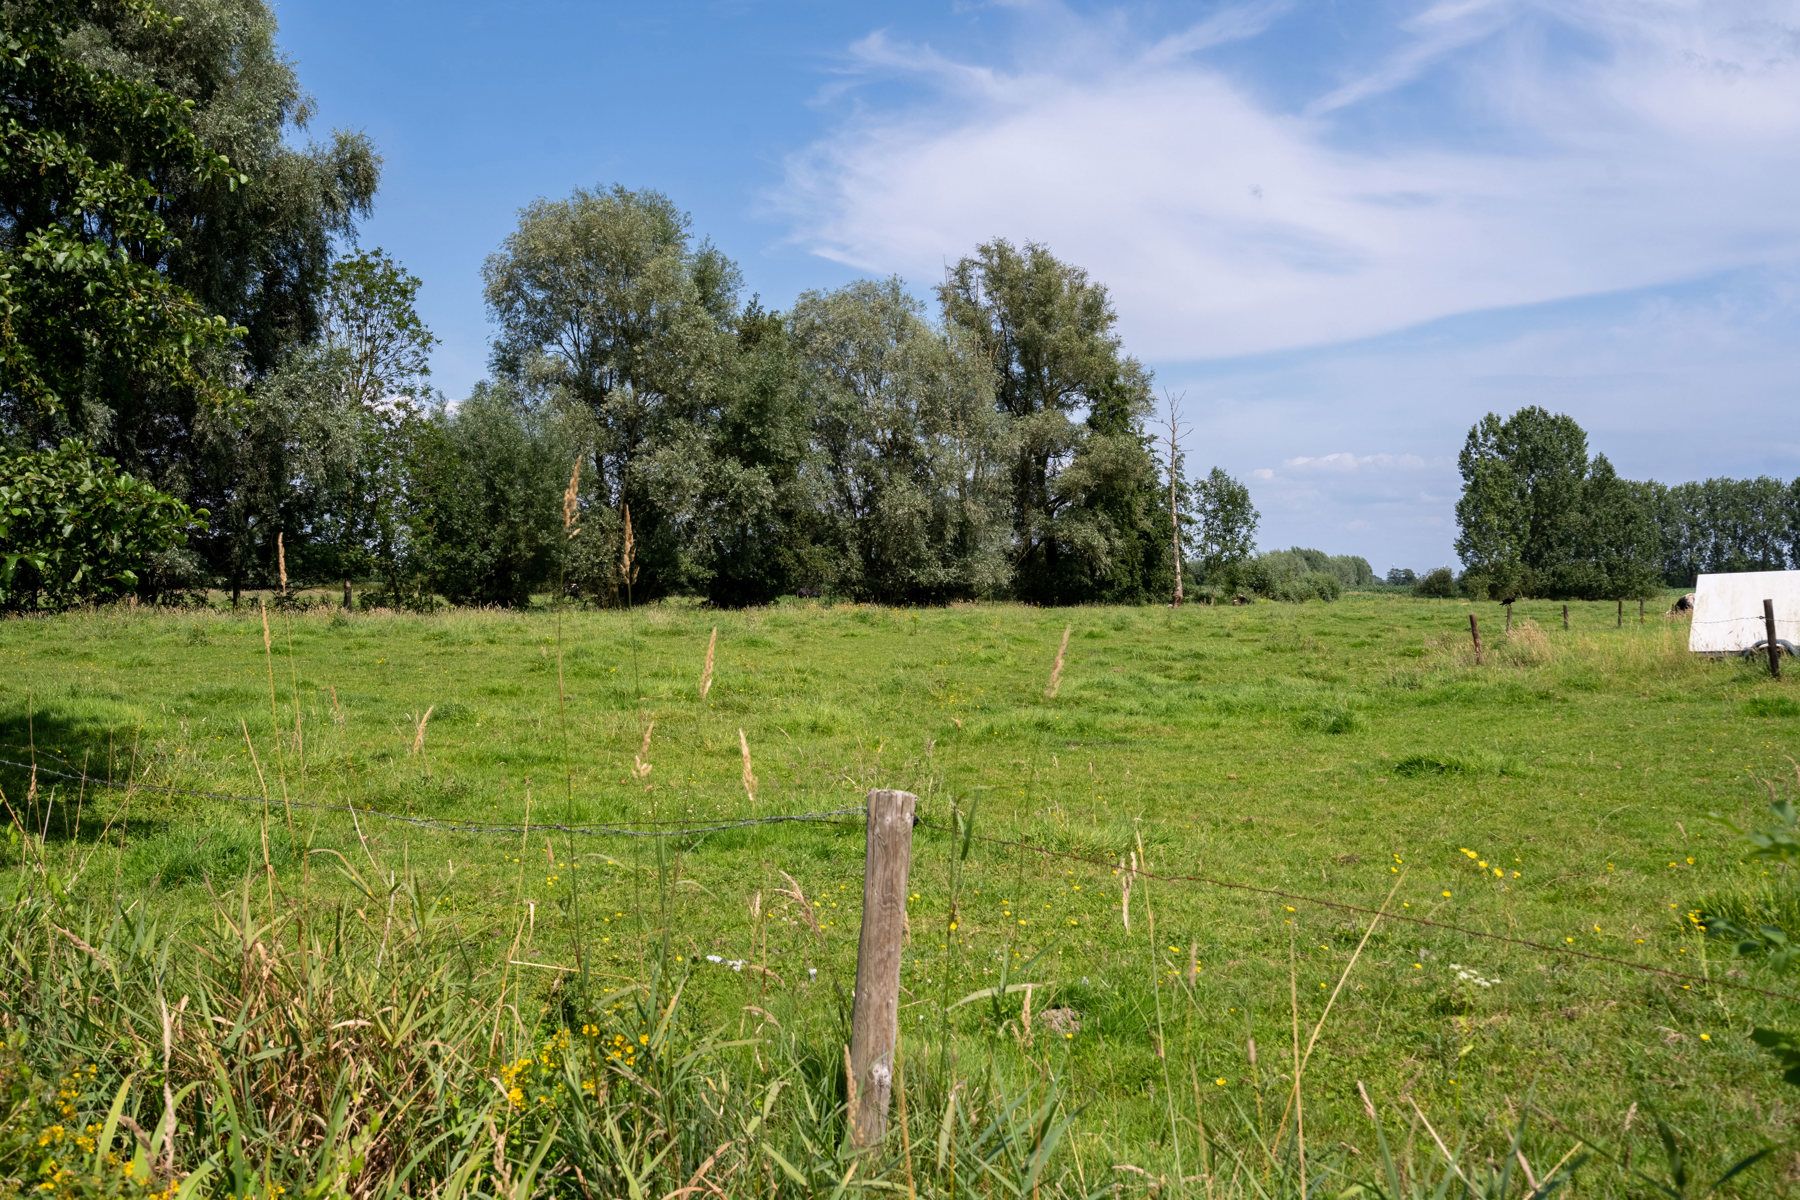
[1,594,1795,1195]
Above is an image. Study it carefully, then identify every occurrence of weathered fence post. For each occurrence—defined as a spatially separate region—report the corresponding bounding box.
[342,579,352,611]
[1639,598,1645,624]
[849,788,917,1149]
[1562,603,1569,631]
[1616,599,1623,628]
[1468,613,1484,665]
[1765,599,1782,680]
[1505,602,1513,633]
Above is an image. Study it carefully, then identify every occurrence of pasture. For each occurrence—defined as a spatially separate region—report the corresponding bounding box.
[1,595,1795,1197]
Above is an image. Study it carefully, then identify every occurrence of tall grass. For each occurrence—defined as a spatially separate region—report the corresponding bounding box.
[0,863,1609,1198]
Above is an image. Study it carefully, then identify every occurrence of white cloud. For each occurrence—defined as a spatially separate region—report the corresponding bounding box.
[1281,452,1429,472]
[778,1,1800,361]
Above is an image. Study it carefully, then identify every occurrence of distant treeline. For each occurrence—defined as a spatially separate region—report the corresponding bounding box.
[1436,407,1799,600]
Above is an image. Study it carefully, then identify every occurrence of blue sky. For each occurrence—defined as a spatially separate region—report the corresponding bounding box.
[276,0,1800,573]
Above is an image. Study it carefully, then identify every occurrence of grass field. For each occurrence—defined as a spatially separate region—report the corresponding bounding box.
[1,595,1796,1197]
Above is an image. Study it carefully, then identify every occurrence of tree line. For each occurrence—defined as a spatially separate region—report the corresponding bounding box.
[1,0,1275,611]
[1450,406,1800,600]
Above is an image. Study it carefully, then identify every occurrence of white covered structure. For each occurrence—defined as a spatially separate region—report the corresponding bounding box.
[1687,570,1800,655]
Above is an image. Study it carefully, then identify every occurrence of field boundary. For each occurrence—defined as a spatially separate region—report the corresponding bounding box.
[9,746,1795,1005]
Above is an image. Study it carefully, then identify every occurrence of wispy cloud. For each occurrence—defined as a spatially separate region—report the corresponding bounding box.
[1280,452,1429,472]
[777,0,1800,362]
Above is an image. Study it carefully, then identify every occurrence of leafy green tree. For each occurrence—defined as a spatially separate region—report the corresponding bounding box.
[0,0,244,453]
[1788,477,1800,571]
[406,384,574,608]
[1654,476,1795,585]
[686,302,822,607]
[1455,407,1591,597]
[197,249,434,599]
[77,0,379,382]
[790,279,1010,603]
[0,441,200,610]
[5,0,379,496]
[1191,467,1259,585]
[1576,456,1662,598]
[483,185,738,598]
[939,239,1167,603]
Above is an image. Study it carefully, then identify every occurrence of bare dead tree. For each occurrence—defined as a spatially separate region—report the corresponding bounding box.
[1162,391,1189,608]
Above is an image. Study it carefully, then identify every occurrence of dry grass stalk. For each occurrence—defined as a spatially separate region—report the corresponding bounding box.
[775,870,820,938]
[1119,854,1133,932]
[739,728,757,806]
[562,456,582,538]
[276,532,288,593]
[632,720,654,780]
[1045,624,1071,699]
[410,705,435,757]
[1288,940,1307,1200]
[700,626,717,699]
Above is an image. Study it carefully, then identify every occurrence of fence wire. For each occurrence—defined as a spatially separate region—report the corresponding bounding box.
[912,818,1800,1006]
[5,748,1795,1004]
[0,754,864,840]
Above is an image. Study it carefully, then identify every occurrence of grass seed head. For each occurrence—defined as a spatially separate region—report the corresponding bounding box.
[562,456,582,538]
[620,504,637,586]
[632,720,654,780]
[739,727,756,805]
[1046,623,1071,699]
[410,705,435,756]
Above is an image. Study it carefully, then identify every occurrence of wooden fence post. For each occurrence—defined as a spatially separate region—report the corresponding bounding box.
[342,579,352,611]
[1505,602,1513,633]
[1616,599,1623,628]
[1562,603,1569,631]
[1639,598,1645,624]
[849,788,917,1149]
[1765,599,1782,680]
[1468,613,1483,665]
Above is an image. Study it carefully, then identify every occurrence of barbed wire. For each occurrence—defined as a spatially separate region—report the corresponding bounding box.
[7,749,1795,1003]
[1685,614,1793,626]
[915,818,1800,1005]
[0,755,864,840]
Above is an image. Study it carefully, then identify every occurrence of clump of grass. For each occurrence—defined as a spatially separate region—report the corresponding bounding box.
[1297,700,1361,735]
[1496,619,1553,667]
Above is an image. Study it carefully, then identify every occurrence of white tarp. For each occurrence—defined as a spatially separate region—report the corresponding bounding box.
[1688,570,1800,654]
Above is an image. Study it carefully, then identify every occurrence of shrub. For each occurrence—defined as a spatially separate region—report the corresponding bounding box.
[1414,566,1458,598]
[0,441,201,611]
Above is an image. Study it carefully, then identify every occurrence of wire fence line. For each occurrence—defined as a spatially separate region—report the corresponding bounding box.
[6,748,1795,1004]
[910,818,1800,1006]
[0,755,865,840]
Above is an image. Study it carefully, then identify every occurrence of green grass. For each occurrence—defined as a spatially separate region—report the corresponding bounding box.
[0,594,1795,1196]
